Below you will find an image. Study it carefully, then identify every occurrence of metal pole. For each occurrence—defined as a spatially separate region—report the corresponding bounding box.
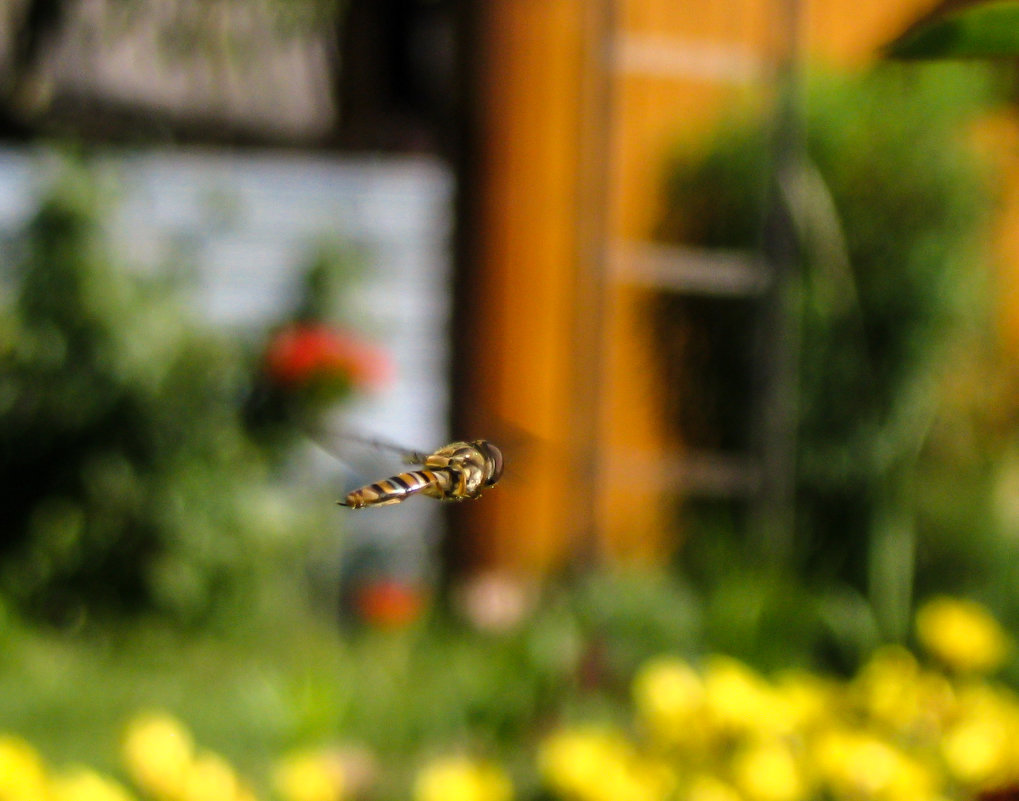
[751,0,803,564]
[569,0,617,566]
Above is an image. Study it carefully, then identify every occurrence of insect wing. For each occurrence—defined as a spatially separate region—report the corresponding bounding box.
[306,423,427,467]
[302,423,441,504]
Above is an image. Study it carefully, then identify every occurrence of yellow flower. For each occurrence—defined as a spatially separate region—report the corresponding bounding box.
[916,597,1009,673]
[272,748,344,801]
[940,684,1019,788]
[49,766,136,801]
[853,646,924,733]
[853,646,956,740]
[180,750,242,801]
[632,657,705,746]
[413,756,512,801]
[912,669,957,738]
[703,656,792,738]
[773,670,839,733]
[121,712,194,800]
[812,728,940,801]
[942,710,1009,787]
[684,774,743,801]
[0,735,50,801]
[730,741,806,801]
[538,727,669,801]
[538,728,621,801]
[882,754,941,801]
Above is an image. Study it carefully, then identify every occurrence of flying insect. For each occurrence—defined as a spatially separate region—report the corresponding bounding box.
[336,437,504,509]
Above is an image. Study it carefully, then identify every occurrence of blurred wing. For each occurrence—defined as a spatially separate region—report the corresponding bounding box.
[463,419,537,484]
[301,422,430,477]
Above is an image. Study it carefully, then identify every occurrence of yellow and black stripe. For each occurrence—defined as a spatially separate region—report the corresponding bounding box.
[338,439,503,509]
[340,468,453,509]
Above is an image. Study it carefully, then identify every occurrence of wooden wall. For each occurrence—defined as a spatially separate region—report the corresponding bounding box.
[453,0,959,577]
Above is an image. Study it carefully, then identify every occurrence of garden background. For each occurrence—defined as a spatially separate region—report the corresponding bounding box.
[4,2,1019,801]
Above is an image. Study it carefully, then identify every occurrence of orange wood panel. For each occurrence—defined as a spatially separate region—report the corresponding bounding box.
[802,0,939,65]
[462,0,589,573]
[596,0,780,561]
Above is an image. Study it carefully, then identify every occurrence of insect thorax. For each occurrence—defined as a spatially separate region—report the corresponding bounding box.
[424,442,487,496]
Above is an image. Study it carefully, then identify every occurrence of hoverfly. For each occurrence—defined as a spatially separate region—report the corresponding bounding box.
[335,436,504,510]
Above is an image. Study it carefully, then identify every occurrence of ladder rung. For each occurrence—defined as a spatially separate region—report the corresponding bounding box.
[611,241,770,296]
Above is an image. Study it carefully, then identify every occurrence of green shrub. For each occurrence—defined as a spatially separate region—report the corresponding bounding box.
[0,157,319,626]
[657,64,1002,635]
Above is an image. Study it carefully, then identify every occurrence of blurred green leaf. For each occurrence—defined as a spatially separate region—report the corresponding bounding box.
[887,1,1019,59]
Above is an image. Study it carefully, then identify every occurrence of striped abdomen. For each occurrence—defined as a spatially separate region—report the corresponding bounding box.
[341,468,454,509]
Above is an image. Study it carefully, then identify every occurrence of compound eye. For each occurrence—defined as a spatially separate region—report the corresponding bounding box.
[482,442,504,485]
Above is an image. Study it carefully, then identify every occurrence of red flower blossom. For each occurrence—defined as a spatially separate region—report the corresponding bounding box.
[354,579,427,629]
[264,323,390,392]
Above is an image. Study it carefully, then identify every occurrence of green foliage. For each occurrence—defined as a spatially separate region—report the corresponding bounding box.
[0,567,706,790]
[887,0,1019,59]
[566,570,702,679]
[2,585,1016,801]
[658,65,1001,630]
[0,157,319,626]
[795,68,994,564]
